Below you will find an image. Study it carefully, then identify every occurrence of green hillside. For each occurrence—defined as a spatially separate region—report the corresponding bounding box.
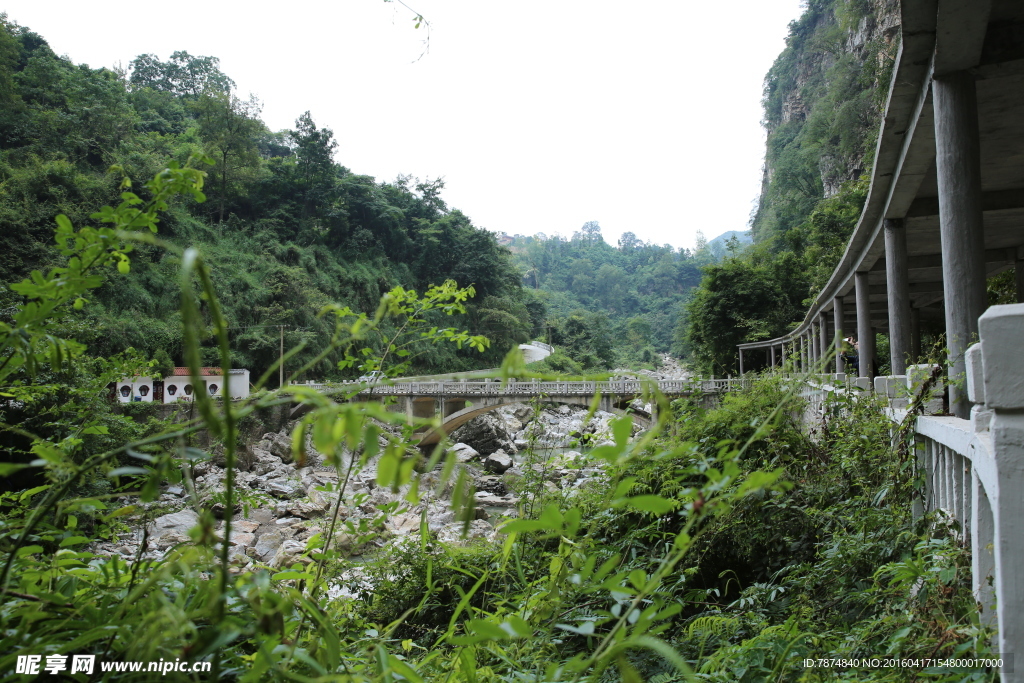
[0,20,536,382]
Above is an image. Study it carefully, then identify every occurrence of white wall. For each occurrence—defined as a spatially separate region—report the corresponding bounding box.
[116,377,153,403]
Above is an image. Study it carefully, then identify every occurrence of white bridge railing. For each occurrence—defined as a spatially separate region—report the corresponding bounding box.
[799,304,1024,669]
[330,377,752,397]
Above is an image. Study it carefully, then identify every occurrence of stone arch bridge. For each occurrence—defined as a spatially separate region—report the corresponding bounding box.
[299,378,747,446]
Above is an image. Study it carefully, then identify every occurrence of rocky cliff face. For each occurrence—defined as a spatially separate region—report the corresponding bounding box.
[755,0,901,239]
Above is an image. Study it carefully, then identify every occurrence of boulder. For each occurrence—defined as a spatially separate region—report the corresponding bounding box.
[484,450,514,474]
[475,475,507,494]
[286,500,328,519]
[270,539,310,568]
[227,531,256,547]
[262,432,293,464]
[513,405,533,421]
[148,510,198,549]
[232,520,260,534]
[259,477,304,499]
[451,414,516,456]
[254,530,284,561]
[448,443,480,463]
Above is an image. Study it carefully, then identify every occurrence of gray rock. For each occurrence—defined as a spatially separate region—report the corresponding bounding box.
[271,539,310,568]
[254,531,284,561]
[474,492,518,507]
[262,432,293,464]
[286,500,328,518]
[275,517,303,527]
[451,414,516,456]
[484,450,514,474]
[166,486,185,497]
[448,443,480,463]
[228,531,256,547]
[436,519,493,544]
[249,447,281,475]
[232,520,260,534]
[475,475,506,494]
[148,510,199,549]
[261,477,304,499]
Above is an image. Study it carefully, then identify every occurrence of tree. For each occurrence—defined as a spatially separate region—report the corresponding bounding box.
[128,51,235,97]
[291,111,339,231]
[194,92,264,222]
[618,231,641,251]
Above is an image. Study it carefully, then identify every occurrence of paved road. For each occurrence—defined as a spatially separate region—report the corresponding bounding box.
[519,342,552,363]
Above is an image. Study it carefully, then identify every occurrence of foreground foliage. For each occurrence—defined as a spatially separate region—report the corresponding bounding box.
[0,171,996,678]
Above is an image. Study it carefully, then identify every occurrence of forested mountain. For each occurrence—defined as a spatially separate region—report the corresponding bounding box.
[681,0,901,374]
[0,17,538,382]
[506,223,718,370]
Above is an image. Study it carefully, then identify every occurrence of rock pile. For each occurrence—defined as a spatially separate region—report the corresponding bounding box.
[90,402,631,573]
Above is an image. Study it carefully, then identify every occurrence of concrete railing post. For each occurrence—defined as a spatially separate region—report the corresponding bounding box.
[978,303,1024,660]
[965,342,996,623]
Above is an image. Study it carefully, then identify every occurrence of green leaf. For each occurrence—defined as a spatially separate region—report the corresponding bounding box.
[555,620,595,635]
[107,466,149,478]
[20,485,50,501]
[620,495,674,515]
[59,536,90,547]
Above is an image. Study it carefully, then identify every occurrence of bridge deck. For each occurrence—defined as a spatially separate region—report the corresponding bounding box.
[321,378,750,397]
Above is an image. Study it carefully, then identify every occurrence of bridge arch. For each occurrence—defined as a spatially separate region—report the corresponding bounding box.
[416,396,650,446]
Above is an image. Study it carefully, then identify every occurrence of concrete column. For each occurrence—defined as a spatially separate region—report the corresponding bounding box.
[800,336,807,373]
[884,218,912,374]
[1016,258,1024,303]
[738,348,744,376]
[855,271,873,379]
[819,312,829,369]
[910,307,921,363]
[978,304,1024,657]
[934,70,987,419]
[770,344,776,368]
[833,297,845,374]
[815,323,823,365]
[809,325,817,367]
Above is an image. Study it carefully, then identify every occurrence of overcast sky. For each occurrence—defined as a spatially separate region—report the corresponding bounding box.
[4,0,804,251]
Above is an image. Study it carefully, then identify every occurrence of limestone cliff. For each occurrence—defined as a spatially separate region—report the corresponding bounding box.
[753,0,901,242]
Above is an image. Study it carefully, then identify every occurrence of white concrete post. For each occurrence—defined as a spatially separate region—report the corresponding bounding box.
[934,71,987,419]
[770,344,776,368]
[978,303,1024,660]
[738,348,744,376]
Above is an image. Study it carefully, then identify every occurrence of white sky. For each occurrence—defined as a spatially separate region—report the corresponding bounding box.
[4,0,804,251]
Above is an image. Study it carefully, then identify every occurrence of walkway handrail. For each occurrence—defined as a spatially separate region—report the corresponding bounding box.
[798,304,1024,668]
